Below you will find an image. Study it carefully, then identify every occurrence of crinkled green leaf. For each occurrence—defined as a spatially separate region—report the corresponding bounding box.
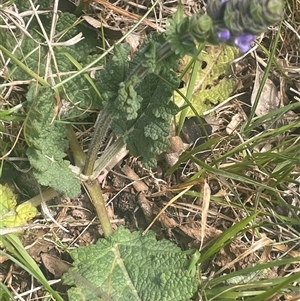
[112,77,143,121]
[63,227,199,301]
[99,44,132,118]
[25,86,80,198]
[133,33,180,75]
[26,147,80,198]
[99,37,180,168]
[125,73,179,167]
[175,45,237,116]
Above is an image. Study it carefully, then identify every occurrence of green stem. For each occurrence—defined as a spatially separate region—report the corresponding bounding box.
[82,111,115,238]
[83,110,112,176]
[83,180,113,238]
[66,124,86,168]
[81,32,182,238]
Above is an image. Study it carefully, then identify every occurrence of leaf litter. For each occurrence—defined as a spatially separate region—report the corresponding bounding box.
[1,0,300,300]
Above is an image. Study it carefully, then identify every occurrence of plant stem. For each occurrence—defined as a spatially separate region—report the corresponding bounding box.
[83,180,113,238]
[83,110,112,176]
[66,125,86,168]
[81,38,178,238]
[92,137,126,179]
[82,110,115,237]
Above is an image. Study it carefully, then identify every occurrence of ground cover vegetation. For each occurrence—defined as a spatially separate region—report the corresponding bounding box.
[0,0,300,300]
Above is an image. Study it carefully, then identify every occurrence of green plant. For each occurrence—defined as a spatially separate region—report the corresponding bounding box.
[1,0,292,300]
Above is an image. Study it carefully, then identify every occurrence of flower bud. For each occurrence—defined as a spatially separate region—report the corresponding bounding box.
[206,0,228,21]
[188,14,213,42]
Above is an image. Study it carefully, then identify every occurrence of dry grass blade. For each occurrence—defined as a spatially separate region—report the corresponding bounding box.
[1,0,300,300]
[87,0,164,32]
[200,179,211,250]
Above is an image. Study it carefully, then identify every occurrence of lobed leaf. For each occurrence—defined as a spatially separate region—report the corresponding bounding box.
[99,36,180,168]
[24,86,81,197]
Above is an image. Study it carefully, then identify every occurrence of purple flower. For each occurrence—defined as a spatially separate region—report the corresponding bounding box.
[213,27,256,52]
[233,33,256,52]
[217,29,230,41]
[205,0,284,52]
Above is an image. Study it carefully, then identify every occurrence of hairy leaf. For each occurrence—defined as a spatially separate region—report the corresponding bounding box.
[99,37,180,167]
[100,43,135,119]
[126,73,179,167]
[63,227,199,301]
[24,86,81,197]
[99,35,179,167]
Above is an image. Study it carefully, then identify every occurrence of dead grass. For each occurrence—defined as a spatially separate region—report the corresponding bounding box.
[1,0,300,300]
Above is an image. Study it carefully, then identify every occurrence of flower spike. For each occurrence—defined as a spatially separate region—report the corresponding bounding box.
[207,0,285,52]
[166,0,284,55]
